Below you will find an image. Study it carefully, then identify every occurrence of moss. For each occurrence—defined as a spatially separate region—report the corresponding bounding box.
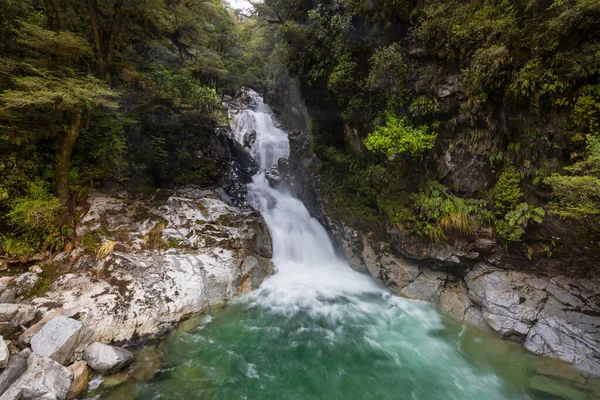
[27,264,63,298]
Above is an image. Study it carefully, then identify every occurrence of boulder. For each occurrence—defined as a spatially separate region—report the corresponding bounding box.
[12,274,39,298]
[0,304,36,328]
[0,338,8,369]
[66,361,89,400]
[0,353,72,400]
[83,342,134,374]
[30,317,93,366]
[19,309,68,345]
[0,349,30,395]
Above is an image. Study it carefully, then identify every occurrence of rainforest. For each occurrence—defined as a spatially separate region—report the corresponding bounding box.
[0,0,599,399]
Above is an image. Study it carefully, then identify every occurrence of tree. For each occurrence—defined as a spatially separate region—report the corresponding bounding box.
[0,70,119,203]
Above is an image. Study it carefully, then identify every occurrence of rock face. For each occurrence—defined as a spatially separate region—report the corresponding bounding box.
[29,187,273,343]
[30,316,93,366]
[0,353,72,400]
[0,338,8,369]
[83,342,134,374]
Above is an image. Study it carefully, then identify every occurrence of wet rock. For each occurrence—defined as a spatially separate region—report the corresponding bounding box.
[30,316,93,366]
[0,304,36,328]
[66,361,89,400]
[0,349,30,395]
[0,337,8,369]
[131,347,161,382]
[530,357,587,385]
[83,343,134,375]
[243,130,257,149]
[438,282,488,329]
[529,375,588,400]
[100,371,131,388]
[400,269,446,303]
[0,353,72,400]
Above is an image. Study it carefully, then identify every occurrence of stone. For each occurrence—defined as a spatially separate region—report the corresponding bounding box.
[66,361,89,400]
[100,371,131,388]
[465,264,547,339]
[529,375,587,400]
[19,309,67,346]
[131,348,161,382]
[30,316,93,366]
[400,269,446,303]
[0,304,36,328]
[0,353,72,400]
[28,266,42,274]
[0,349,30,395]
[531,357,587,385]
[0,323,13,339]
[12,273,39,298]
[0,278,15,304]
[0,337,8,369]
[83,342,134,374]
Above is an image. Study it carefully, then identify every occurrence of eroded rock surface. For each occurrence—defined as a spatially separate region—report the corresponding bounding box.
[30,187,273,344]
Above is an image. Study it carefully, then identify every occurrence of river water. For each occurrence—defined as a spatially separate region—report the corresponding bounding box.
[95,95,579,400]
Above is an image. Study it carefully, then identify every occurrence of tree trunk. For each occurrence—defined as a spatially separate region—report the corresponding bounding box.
[88,0,125,82]
[43,0,61,31]
[54,112,81,205]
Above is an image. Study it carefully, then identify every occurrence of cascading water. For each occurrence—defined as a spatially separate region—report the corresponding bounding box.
[96,93,569,400]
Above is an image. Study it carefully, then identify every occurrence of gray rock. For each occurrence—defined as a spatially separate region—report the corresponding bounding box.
[0,353,72,400]
[83,342,134,374]
[30,317,93,366]
[0,338,8,369]
[0,349,30,395]
[0,304,36,328]
[400,269,446,303]
[465,264,547,339]
[30,188,274,344]
[12,274,38,299]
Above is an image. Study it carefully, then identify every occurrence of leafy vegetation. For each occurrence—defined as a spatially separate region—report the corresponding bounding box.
[0,0,265,258]
[365,113,436,158]
[253,0,600,255]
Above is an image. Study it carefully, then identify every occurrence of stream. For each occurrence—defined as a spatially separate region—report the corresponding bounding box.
[95,94,580,400]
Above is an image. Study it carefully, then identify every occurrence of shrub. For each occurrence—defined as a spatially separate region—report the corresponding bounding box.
[545,135,600,220]
[495,202,545,243]
[492,167,524,214]
[365,113,437,158]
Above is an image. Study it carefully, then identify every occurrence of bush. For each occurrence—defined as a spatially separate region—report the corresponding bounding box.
[3,180,68,255]
[492,167,524,214]
[365,113,437,158]
[545,135,600,220]
[495,202,545,243]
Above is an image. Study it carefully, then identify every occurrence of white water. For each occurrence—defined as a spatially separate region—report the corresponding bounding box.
[232,99,289,170]
[224,92,542,399]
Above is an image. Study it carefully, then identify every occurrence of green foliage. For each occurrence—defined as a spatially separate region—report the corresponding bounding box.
[545,136,600,220]
[149,67,219,112]
[365,113,436,158]
[3,180,68,255]
[495,203,545,243]
[492,168,524,214]
[407,181,491,242]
